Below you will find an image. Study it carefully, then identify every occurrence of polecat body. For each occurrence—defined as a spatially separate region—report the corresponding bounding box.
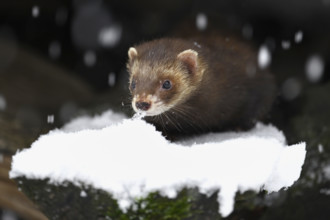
[127,37,276,137]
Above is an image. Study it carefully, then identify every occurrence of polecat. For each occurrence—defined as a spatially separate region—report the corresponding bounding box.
[127,37,276,137]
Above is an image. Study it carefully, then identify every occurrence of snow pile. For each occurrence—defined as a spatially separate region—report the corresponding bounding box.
[10,110,306,217]
[61,110,126,132]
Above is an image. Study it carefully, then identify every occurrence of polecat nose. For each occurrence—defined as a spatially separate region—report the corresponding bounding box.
[136,101,151,111]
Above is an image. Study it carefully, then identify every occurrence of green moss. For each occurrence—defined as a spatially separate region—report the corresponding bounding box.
[107,189,193,220]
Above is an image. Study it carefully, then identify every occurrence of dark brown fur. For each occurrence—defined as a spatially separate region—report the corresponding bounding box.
[127,36,276,137]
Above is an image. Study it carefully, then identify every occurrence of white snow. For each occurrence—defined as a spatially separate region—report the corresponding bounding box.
[1,210,17,220]
[294,31,303,43]
[193,42,201,48]
[10,109,306,217]
[320,188,330,195]
[47,115,55,124]
[108,72,116,87]
[80,190,87,197]
[323,165,330,180]
[196,13,208,31]
[305,55,324,83]
[0,94,6,111]
[61,110,126,132]
[318,144,324,153]
[84,50,97,67]
[49,41,61,59]
[99,25,122,48]
[281,78,302,101]
[258,45,271,69]
[281,40,291,50]
[32,6,40,18]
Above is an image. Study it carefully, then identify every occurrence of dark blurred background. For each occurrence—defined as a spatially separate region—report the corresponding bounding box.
[1,0,330,219]
[1,0,329,90]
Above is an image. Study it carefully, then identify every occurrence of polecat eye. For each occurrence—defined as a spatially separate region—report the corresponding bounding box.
[130,80,136,90]
[162,80,172,90]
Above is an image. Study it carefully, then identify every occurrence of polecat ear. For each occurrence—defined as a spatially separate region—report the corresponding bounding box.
[128,47,138,60]
[177,49,198,74]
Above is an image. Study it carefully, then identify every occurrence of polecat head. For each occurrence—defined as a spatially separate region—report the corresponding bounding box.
[127,39,205,116]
